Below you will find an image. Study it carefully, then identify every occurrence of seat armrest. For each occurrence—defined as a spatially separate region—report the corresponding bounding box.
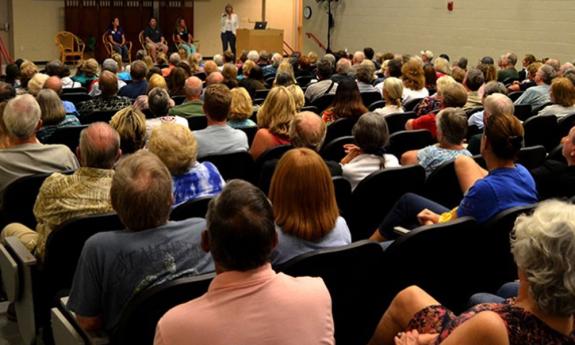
[393,226,411,237]
[58,297,110,345]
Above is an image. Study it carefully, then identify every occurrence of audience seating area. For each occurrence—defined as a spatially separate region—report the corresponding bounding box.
[2,45,575,345]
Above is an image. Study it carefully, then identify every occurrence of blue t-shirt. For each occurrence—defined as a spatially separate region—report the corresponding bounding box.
[67,218,214,331]
[457,164,538,223]
[109,27,124,44]
[172,161,225,207]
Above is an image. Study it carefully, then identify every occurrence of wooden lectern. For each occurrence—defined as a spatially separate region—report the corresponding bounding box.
[236,29,283,55]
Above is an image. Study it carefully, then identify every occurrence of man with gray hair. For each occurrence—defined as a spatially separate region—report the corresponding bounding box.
[169,76,204,118]
[259,111,342,192]
[497,52,519,83]
[146,87,189,138]
[331,58,353,83]
[514,64,556,110]
[247,50,259,62]
[1,122,120,258]
[67,150,213,332]
[467,92,514,154]
[213,54,225,70]
[88,58,127,97]
[162,52,182,77]
[0,94,79,204]
[262,53,283,78]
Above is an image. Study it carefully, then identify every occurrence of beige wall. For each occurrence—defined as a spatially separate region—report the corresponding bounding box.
[12,0,64,62]
[303,0,575,65]
[194,0,297,57]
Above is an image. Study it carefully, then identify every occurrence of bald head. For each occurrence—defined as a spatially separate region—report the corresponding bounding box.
[289,111,326,151]
[100,70,118,96]
[483,93,514,124]
[184,76,203,100]
[78,122,121,169]
[43,76,63,95]
[206,71,224,86]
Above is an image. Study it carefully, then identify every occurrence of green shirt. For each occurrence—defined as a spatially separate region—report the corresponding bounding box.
[168,99,204,118]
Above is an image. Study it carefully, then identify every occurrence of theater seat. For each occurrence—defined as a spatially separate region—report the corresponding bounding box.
[199,151,255,182]
[170,196,213,221]
[277,240,387,345]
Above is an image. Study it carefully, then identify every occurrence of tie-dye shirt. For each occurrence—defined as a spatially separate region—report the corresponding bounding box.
[172,161,225,207]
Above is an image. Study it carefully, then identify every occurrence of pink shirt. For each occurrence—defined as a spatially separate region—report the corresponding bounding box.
[154,263,334,345]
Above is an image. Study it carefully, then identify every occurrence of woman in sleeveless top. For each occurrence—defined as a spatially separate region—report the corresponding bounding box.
[368,200,575,345]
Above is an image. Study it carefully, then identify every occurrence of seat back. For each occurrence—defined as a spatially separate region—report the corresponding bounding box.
[301,105,319,114]
[558,112,575,137]
[60,93,91,105]
[254,89,270,100]
[2,173,52,229]
[80,110,116,124]
[0,237,38,345]
[465,106,483,118]
[102,30,112,56]
[523,115,560,152]
[507,91,523,102]
[349,165,426,240]
[254,144,293,172]
[514,104,533,121]
[368,100,385,112]
[187,116,208,131]
[423,160,463,209]
[112,273,215,345]
[199,151,255,182]
[311,94,335,113]
[170,196,213,221]
[238,126,257,146]
[476,205,535,293]
[138,31,146,51]
[324,117,357,146]
[332,176,352,217]
[296,75,313,87]
[403,97,423,111]
[361,92,382,108]
[44,125,87,152]
[384,217,481,312]
[43,213,123,300]
[320,135,354,162]
[172,95,186,105]
[386,129,435,159]
[384,111,417,134]
[277,241,387,345]
[55,32,79,52]
[517,145,546,169]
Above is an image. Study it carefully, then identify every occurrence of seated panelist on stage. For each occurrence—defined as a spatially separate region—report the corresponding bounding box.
[144,17,169,62]
[108,17,129,62]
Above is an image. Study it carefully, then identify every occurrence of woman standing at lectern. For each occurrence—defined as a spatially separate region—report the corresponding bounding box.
[221,4,239,59]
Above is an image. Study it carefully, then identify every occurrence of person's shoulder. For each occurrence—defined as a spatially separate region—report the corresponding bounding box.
[276,272,330,296]
[444,310,508,345]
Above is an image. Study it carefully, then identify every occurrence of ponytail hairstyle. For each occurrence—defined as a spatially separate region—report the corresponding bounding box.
[484,113,523,160]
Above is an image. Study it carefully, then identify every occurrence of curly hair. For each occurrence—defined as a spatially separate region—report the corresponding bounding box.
[511,200,575,316]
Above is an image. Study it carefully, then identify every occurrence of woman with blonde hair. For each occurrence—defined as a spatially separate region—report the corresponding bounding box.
[374,77,404,116]
[538,77,575,117]
[19,60,39,89]
[72,58,99,89]
[228,87,256,128]
[434,57,451,77]
[414,75,457,116]
[369,200,575,345]
[274,59,297,86]
[286,83,305,111]
[147,123,225,207]
[36,89,81,142]
[270,148,351,265]
[109,107,147,154]
[402,57,429,103]
[250,86,296,158]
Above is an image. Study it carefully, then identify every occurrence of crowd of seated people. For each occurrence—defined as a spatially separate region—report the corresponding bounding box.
[2,45,575,345]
